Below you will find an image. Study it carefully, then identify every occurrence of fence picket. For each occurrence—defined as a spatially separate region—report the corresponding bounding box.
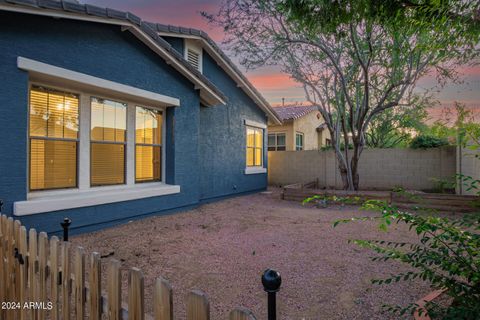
[28,228,38,320]
[18,226,28,320]
[186,290,210,320]
[5,217,14,320]
[128,268,145,320]
[38,231,48,320]
[0,215,6,320]
[1,218,259,320]
[153,277,173,320]
[74,246,86,319]
[62,241,71,320]
[229,308,257,320]
[50,236,60,320]
[107,259,121,320]
[89,252,102,320]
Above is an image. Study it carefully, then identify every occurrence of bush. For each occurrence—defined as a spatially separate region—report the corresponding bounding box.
[410,135,449,149]
[334,198,480,319]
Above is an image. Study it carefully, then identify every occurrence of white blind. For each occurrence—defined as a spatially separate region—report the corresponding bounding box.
[187,49,200,71]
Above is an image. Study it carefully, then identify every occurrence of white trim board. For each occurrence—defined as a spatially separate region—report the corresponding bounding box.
[18,57,180,107]
[244,167,267,175]
[244,119,267,129]
[14,183,181,216]
[0,3,225,106]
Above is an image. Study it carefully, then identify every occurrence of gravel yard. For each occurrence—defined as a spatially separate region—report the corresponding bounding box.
[72,188,430,319]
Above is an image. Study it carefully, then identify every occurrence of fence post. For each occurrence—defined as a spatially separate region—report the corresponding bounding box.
[128,267,145,320]
[50,236,60,320]
[38,232,48,320]
[153,276,173,320]
[229,308,257,320]
[28,228,38,320]
[89,252,102,320]
[18,226,28,320]
[261,269,282,320]
[186,290,209,320]
[107,259,122,320]
[74,246,85,319]
[61,241,71,320]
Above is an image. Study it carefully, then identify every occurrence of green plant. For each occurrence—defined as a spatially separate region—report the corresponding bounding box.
[334,199,480,319]
[430,177,456,194]
[410,134,449,149]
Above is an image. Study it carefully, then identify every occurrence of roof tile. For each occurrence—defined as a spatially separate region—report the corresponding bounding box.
[62,1,86,13]
[273,105,317,121]
[85,4,106,17]
[106,7,126,20]
[38,0,62,10]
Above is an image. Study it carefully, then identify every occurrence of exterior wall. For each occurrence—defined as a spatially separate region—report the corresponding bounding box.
[268,122,294,150]
[457,144,480,195]
[293,111,329,150]
[198,52,268,201]
[0,12,268,234]
[268,146,457,191]
[268,110,331,151]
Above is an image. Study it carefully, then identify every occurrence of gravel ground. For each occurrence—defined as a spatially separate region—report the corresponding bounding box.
[72,188,431,320]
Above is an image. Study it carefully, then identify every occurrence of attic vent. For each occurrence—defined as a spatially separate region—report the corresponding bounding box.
[187,49,200,71]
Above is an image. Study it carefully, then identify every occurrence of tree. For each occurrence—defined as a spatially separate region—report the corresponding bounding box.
[204,0,479,190]
[366,102,427,148]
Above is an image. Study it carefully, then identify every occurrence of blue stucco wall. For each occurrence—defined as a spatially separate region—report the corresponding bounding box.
[0,12,268,234]
[0,12,201,234]
[198,52,268,201]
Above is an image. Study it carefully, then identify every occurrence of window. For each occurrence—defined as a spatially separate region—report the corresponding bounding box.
[135,106,163,183]
[268,133,286,151]
[90,97,127,186]
[296,132,304,151]
[246,126,263,167]
[29,86,79,191]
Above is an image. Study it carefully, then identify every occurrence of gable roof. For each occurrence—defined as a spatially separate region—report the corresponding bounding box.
[0,0,228,106]
[0,0,282,124]
[273,105,317,121]
[152,24,282,124]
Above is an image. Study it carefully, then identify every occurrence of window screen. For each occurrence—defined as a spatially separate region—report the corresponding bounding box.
[29,86,79,190]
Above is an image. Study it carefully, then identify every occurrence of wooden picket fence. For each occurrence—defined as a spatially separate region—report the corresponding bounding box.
[0,214,256,320]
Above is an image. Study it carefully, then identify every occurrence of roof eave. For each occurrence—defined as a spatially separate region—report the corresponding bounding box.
[0,2,226,106]
[157,31,282,125]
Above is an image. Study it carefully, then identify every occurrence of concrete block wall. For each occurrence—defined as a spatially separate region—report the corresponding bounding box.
[268,146,457,191]
[457,144,480,195]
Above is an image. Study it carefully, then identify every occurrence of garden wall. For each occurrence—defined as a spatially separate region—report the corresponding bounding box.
[268,146,457,191]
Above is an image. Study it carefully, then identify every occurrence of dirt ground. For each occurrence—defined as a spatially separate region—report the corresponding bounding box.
[72,188,431,320]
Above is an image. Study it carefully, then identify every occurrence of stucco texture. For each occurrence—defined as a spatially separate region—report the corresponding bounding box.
[0,12,268,233]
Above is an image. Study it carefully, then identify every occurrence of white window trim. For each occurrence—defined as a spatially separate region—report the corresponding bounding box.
[184,40,203,73]
[14,182,181,216]
[17,57,180,107]
[296,132,304,151]
[16,81,179,216]
[244,119,267,175]
[268,132,286,151]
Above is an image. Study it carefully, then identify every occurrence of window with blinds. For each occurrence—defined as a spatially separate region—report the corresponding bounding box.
[90,97,127,186]
[135,106,162,183]
[29,86,79,191]
[187,48,200,71]
[246,126,263,167]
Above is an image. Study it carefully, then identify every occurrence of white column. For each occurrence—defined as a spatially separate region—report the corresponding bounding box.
[78,93,91,190]
[126,103,136,185]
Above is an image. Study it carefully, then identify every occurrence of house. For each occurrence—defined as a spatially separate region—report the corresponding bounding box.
[0,0,281,234]
[268,105,331,151]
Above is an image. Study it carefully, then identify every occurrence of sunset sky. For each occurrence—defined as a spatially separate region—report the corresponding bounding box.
[84,0,479,120]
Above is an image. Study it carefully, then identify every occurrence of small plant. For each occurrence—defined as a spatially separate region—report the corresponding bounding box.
[410,134,449,149]
[335,198,480,319]
[303,195,362,207]
[430,177,456,194]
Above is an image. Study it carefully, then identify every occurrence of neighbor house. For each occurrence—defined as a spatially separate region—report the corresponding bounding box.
[0,0,281,234]
[268,105,331,151]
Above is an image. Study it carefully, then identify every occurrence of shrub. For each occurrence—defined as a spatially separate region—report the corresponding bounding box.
[334,198,480,319]
[410,135,449,149]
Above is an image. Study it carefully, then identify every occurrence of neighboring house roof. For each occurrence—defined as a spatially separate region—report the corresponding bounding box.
[273,105,317,121]
[0,0,228,106]
[0,0,281,123]
[152,23,281,124]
